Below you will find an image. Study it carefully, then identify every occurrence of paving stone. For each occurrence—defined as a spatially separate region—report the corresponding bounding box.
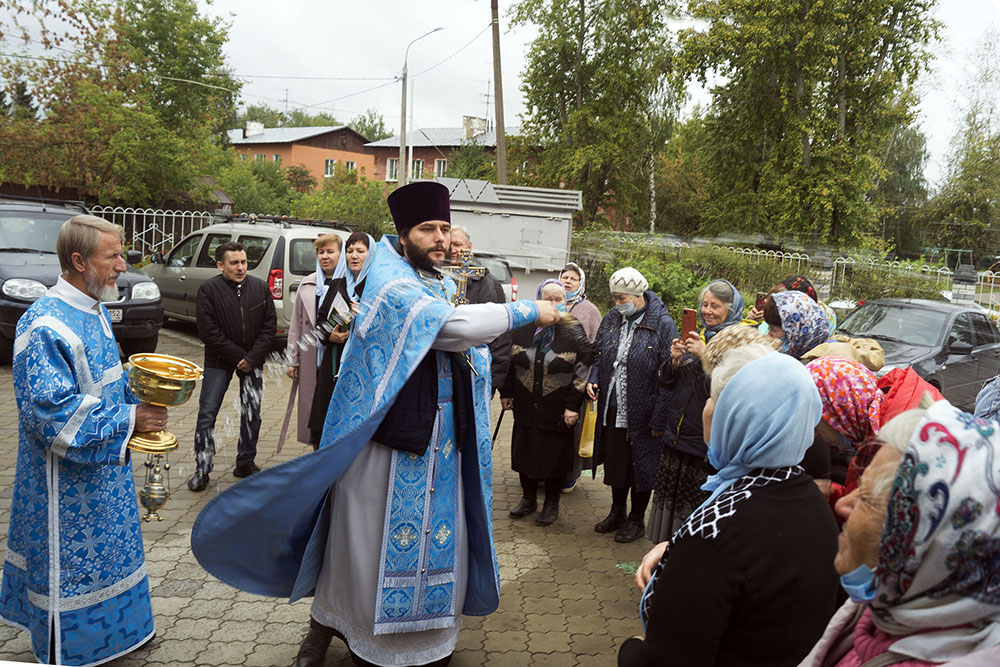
[482,629,528,653]
[210,619,263,643]
[527,630,573,653]
[521,595,563,615]
[571,631,616,656]
[245,643,299,667]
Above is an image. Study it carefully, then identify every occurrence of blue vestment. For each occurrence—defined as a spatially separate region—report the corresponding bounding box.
[1,278,153,666]
[191,238,536,655]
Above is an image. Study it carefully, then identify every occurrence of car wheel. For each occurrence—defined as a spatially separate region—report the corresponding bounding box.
[0,332,12,365]
[119,334,159,359]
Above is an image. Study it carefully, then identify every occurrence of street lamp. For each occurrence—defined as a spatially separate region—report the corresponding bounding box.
[399,26,444,187]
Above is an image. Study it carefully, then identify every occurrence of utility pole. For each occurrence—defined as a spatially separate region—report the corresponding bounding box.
[491,0,507,184]
[399,28,444,188]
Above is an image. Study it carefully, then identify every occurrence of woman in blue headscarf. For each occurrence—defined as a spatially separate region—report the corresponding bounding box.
[501,279,592,527]
[647,278,747,542]
[307,231,376,446]
[621,347,840,667]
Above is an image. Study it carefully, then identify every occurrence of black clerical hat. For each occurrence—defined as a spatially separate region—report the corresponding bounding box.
[387,181,451,232]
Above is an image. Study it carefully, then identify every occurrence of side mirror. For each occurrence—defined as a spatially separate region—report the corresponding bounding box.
[125,249,142,265]
[950,341,974,355]
[149,252,164,265]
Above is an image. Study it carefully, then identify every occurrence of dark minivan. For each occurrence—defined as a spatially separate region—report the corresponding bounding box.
[0,197,163,363]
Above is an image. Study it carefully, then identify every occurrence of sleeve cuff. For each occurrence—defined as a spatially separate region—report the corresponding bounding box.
[505,300,539,330]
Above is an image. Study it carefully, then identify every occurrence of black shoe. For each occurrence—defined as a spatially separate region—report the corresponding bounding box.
[233,463,261,478]
[508,497,537,519]
[615,519,646,543]
[187,471,210,492]
[535,500,559,526]
[296,618,335,667]
[594,506,627,533]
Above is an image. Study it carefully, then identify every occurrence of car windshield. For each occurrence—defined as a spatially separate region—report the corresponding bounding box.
[476,256,511,283]
[0,211,69,252]
[838,303,949,347]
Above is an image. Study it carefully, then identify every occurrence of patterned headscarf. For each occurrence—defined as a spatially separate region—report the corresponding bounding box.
[777,274,817,302]
[806,356,883,445]
[699,279,746,342]
[872,400,1000,661]
[701,324,780,376]
[772,290,831,359]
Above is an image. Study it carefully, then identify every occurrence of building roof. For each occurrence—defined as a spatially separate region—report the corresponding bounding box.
[227,125,360,145]
[365,126,520,149]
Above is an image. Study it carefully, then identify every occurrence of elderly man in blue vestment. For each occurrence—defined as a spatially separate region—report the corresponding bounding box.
[191,181,559,667]
[1,215,166,666]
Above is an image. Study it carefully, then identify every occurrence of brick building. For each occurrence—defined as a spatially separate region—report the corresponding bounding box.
[227,123,376,186]
[365,116,519,183]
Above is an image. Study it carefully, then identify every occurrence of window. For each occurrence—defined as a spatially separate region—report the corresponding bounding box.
[238,153,247,161]
[386,158,399,182]
[971,313,997,347]
[290,238,320,276]
[236,235,272,270]
[949,314,975,349]
[325,159,337,178]
[412,159,424,178]
[273,154,281,162]
[345,160,356,171]
[255,153,265,162]
[434,159,447,177]
[195,234,233,267]
[167,234,202,268]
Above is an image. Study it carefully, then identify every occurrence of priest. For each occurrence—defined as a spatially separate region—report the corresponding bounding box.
[191,181,559,667]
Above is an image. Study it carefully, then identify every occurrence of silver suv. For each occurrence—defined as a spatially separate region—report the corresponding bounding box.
[143,217,351,338]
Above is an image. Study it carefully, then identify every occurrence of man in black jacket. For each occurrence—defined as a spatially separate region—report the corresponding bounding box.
[450,225,511,393]
[187,241,277,491]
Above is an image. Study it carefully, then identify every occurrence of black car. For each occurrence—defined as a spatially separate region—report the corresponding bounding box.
[0,197,163,363]
[836,298,1000,410]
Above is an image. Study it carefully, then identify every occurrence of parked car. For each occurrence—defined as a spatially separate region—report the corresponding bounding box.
[472,251,517,302]
[836,298,1000,410]
[142,217,351,339]
[0,196,163,364]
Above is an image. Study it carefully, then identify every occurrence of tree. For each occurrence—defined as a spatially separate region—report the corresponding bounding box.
[872,116,929,257]
[444,142,496,181]
[654,114,709,237]
[290,169,392,237]
[215,157,300,215]
[511,0,681,227]
[235,104,286,128]
[349,108,391,141]
[679,0,940,246]
[285,164,318,193]
[9,80,39,121]
[285,108,340,127]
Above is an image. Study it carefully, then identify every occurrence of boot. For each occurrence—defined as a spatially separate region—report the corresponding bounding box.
[594,505,627,533]
[535,499,559,526]
[509,496,537,519]
[615,519,646,543]
[296,618,335,667]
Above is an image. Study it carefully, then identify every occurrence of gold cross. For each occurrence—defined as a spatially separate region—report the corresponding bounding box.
[444,250,486,305]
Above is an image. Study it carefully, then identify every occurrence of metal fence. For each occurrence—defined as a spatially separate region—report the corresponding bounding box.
[90,206,216,255]
[711,245,812,274]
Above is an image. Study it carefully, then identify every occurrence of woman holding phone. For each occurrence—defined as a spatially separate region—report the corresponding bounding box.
[647,279,746,542]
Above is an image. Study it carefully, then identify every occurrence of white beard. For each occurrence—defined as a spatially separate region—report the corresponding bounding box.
[84,272,120,303]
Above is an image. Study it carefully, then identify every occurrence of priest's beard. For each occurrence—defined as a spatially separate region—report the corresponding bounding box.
[84,269,121,303]
[403,239,448,275]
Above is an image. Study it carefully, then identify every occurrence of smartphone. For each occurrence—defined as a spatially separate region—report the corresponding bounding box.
[756,291,769,311]
[681,308,698,340]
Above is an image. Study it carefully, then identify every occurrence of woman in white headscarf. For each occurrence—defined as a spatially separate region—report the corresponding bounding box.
[621,346,840,666]
[800,398,1000,667]
[560,262,601,343]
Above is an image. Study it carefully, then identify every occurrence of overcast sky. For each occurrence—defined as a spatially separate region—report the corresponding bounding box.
[203,1,996,187]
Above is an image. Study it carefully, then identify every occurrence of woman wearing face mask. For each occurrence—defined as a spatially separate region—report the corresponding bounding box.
[306,232,375,446]
[500,280,593,526]
[647,279,746,541]
[623,347,840,667]
[559,262,601,343]
[586,268,678,543]
[800,397,1000,667]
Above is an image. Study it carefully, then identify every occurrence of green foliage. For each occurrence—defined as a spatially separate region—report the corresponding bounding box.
[349,108,391,142]
[285,164,318,193]
[290,169,392,238]
[215,158,299,215]
[444,142,496,181]
[7,80,39,121]
[873,114,930,256]
[234,104,341,130]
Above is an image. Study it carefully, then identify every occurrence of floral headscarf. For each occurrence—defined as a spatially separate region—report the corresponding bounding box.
[777,274,818,302]
[772,290,831,359]
[872,400,1000,661]
[806,356,883,445]
[701,324,780,376]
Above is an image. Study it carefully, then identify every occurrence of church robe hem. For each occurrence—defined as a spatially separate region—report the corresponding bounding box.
[0,610,155,667]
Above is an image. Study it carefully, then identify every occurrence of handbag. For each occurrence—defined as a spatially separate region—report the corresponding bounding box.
[579,400,597,457]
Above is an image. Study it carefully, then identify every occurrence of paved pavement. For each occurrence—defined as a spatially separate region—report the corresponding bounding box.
[0,322,650,666]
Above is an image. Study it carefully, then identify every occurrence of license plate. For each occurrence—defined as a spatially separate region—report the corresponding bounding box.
[108,308,123,323]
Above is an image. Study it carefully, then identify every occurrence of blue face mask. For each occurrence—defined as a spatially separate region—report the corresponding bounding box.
[555,302,567,313]
[839,564,877,603]
[565,287,581,301]
[616,301,637,317]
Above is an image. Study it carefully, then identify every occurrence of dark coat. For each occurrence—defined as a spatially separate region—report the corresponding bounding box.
[196,274,276,370]
[588,291,678,493]
[465,269,511,393]
[657,358,710,459]
[501,320,592,431]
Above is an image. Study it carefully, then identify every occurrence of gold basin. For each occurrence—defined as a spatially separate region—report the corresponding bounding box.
[126,353,203,407]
